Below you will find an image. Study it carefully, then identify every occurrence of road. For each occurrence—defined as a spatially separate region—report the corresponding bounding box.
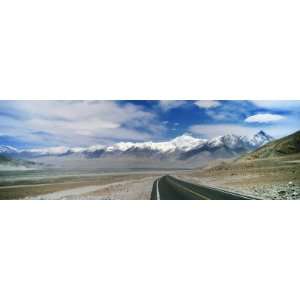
[151,175,254,200]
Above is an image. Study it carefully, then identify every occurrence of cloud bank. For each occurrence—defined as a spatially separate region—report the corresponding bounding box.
[195,100,220,109]
[0,100,298,148]
[0,101,165,147]
[245,113,285,123]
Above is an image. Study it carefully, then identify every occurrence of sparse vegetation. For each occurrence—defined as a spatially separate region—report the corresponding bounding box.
[176,131,300,199]
[238,130,300,160]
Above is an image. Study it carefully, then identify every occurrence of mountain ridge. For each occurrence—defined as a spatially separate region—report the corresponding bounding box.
[0,130,273,157]
[0,131,274,165]
[238,130,300,160]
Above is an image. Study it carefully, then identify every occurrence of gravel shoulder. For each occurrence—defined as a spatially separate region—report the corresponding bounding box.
[175,156,300,200]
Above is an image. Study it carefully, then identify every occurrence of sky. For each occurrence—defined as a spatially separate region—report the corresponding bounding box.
[0,100,299,149]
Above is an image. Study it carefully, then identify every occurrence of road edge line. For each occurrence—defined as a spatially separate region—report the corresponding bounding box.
[156,178,160,200]
[171,175,255,200]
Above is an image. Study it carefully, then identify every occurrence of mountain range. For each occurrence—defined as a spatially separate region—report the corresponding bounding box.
[0,130,273,168]
[239,130,300,160]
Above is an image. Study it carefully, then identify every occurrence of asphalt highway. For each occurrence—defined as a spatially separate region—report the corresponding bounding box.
[151,175,254,200]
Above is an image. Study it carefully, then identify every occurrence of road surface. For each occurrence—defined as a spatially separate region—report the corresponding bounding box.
[151,175,254,200]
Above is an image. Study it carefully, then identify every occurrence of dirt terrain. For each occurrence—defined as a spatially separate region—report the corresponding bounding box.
[0,172,162,200]
[176,154,300,199]
[2,156,299,200]
[27,176,156,200]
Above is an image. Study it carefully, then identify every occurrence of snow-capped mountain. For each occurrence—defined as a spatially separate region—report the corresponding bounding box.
[0,145,19,154]
[104,135,207,154]
[0,131,274,166]
[205,131,272,151]
[179,131,273,161]
[249,130,273,147]
[0,148,41,171]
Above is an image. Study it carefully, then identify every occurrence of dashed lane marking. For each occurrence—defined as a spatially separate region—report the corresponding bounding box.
[167,176,210,200]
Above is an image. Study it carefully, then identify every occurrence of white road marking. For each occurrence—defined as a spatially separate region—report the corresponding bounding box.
[171,175,254,199]
[169,175,253,199]
[156,178,160,200]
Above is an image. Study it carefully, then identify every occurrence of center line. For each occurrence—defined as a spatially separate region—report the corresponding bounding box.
[168,177,210,200]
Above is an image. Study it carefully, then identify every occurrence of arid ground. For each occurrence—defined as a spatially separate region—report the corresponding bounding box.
[1,153,299,200]
[0,172,165,200]
[175,154,300,200]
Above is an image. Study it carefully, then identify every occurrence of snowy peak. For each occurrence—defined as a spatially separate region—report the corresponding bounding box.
[208,134,245,149]
[169,134,207,151]
[82,145,105,153]
[103,134,207,154]
[28,146,71,156]
[204,131,274,150]
[250,130,273,147]
[0,145,18,154]
[0,131,274,159]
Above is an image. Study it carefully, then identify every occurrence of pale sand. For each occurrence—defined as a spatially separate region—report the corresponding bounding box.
[26,176,157,200]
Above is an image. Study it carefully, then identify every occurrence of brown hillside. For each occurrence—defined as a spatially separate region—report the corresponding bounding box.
[239,130,300,160]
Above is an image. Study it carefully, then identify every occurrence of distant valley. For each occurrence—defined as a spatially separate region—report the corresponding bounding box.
[0,154,38,171]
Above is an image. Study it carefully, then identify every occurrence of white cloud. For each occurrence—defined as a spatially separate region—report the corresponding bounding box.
[250,100,300,111]
[0,101,164,147]
[159,100,187,111]
[245,113,285,123]
[205,109,237,121]
[195,100,220,109]
[189,123,299,139]
[189,124,258,138]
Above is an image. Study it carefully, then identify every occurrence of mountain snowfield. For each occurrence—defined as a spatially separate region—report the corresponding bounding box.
[0,131,273,168]
[0,145,19,154]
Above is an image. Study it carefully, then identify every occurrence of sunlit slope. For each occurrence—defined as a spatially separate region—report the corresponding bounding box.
[0,154,38,170]
[0,154,12,163]
[239,130,300,160]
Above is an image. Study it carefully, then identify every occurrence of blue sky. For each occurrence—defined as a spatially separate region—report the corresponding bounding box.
[0,100,299,149]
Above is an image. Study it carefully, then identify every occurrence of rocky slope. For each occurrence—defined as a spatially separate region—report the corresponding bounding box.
[179,130,300,199]
[238,130,300,160]
[0,154,38,170]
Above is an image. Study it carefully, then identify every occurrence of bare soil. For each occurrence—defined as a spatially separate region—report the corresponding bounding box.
[175,155,300,200]
[0,173,160,200]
